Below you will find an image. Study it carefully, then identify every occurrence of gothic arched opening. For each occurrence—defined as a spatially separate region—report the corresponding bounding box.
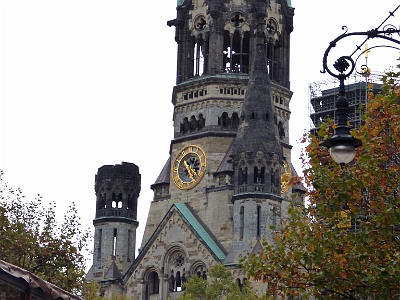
[148,271,159,295]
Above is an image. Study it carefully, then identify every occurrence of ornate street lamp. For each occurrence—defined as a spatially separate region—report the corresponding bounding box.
[320,5,400,165]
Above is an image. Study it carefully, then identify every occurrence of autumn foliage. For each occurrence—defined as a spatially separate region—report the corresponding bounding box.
[0,170,91,294]
[244,69,400,299]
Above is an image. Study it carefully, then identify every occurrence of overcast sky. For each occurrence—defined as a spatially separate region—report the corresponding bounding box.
[1,0,399,268]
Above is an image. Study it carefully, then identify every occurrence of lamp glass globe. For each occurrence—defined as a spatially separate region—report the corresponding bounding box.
[330,144,356,164]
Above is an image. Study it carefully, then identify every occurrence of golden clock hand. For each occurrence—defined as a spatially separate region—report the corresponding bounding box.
[189,166,197,178]
[183,161,194,179]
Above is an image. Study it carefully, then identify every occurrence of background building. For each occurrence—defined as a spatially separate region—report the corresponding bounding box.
[309,72,384,135]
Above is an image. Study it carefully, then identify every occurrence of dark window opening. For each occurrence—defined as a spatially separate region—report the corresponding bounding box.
[181,115,206,134]
[271,169,277,187]
[221,112,229,128]
[239,167,247,185]
[169,275,175,292]
[127,230,131,260]
[176,271,182,292]
[232,112,239,128]
[257,205,261,237]
[97,229,102,260]
[239,206,244,240]
[218,112,240,129]
[202,271,207,280]
[149,271,159,295]
[181,117,190,134]
[278,122,285,138]
[103,193,106,208]
[198,114,205,130]
[190,116,197,132]
[254,166,265,183]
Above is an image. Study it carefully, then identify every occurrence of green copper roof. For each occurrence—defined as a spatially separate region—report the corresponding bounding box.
[287,0,291,7]
[174,203,226,261]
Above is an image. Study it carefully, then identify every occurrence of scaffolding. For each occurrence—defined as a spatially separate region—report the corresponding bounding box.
[308,72,385,135]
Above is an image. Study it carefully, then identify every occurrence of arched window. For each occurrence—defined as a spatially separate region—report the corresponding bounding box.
[191,261,207,280]
[239,166,247,185]
[232,112,239,128]
[190,116,197,132]
[202,271,207,280]
[221,112,229,128]
[176,271,182,292]
[198,114,205,130]
[239,206,244,240]
[166,249,186,292]
[278,122,285,138]
[169,274,175,292]
[148,271,159,294]
[254,166,265,183]
[181,118,190,134]
[97,229,102,260]
[223,18,250,73]
[194,39,203,76]
[271,169,275,186]
[127,230,132,261]
[257,205,261,237]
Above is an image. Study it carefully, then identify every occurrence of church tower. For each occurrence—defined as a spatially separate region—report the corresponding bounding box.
[86,162,141,281]
[87,1,302,299]
[141,0,294,253]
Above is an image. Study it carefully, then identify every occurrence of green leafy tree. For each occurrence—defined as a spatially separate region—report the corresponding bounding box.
[178,264,259,300]
[0,170,91,294]
[244,68,400,299]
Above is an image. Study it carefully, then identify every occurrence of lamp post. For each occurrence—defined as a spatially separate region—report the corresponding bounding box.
[320,5,400,165]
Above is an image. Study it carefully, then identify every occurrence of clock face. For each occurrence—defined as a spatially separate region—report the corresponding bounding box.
[173,145,206,190]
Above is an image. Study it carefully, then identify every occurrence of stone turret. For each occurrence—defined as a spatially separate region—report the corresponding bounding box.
[226,31,284,265]
[86,162,140,281]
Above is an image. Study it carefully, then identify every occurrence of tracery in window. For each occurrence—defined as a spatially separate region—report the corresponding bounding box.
[223,13,250,73]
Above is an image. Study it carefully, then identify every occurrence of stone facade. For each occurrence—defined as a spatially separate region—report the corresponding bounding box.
[86,1,305,299]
